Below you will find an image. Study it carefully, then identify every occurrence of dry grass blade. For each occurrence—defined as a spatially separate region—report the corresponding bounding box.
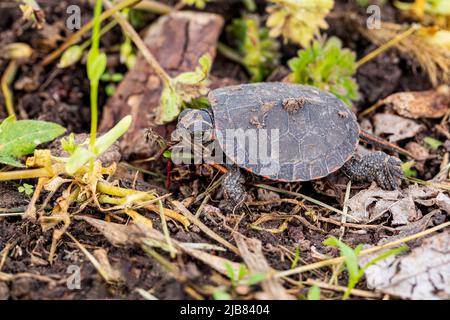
[157,200,176,258]
[304,279,382,299]
[254,184,358,221]
[276,221,450,278]
[172,200,240,255]
[358,22,450,86]
[234,234,294,300]
[66,232,122,283]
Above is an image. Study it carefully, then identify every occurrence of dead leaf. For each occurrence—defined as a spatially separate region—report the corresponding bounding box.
[383,85,449,119]
[361,232,450,300]
[93,249,123,283]
[347,186,400,223]
[373,113,424,142]
[347,185,444,225]
[436,193,450,215]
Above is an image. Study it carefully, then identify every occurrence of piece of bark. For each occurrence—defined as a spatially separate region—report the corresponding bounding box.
[100,11,224,157]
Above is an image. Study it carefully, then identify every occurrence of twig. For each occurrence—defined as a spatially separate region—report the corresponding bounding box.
[172,200,240,255]
[254,184,357,221]
[339,181,351,239]
[103,0,173,89]
[41,0,142,67]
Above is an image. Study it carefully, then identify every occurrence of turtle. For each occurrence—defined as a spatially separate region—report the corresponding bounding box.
[173,82,404,209]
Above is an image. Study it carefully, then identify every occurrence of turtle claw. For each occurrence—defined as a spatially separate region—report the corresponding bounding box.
[221,166,247,212]
[343,151,404,190]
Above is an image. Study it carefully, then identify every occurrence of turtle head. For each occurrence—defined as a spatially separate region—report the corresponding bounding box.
[173,108,215,143]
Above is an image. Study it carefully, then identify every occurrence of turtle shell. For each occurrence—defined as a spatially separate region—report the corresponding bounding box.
[208,82,360,182]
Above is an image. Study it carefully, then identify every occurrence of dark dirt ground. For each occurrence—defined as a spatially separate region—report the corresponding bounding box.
[0,0,449,300]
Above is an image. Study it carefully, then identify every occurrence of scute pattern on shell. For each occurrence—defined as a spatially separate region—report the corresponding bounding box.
[209,82,360,181]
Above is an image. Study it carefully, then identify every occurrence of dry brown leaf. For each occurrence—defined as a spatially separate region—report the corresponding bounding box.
[373,113,424,142]
[360,232,450,300]
[347,185,444,225]
[383,85,449,119]
[347,185,400,223]
[93,249,123,283]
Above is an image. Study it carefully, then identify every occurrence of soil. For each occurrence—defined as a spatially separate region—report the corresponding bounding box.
[0,0,449,300]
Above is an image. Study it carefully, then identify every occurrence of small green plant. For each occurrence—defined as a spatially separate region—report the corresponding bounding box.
[18,183,34,196]
[227,15,280,82]
[0,116,65,167]
[224,262,267,289]
[101,72,125,96]
[402,161,418,178]
[182,0,211,9]
[266,0,334,47]
[64,0,131,175]
[158,53,212,123]
[424,136,443,150]
[323,236,408,300]
[288,37,359,106]
[86,0,107,170]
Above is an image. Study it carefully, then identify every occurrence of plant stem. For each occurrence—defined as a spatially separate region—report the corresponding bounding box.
[356,24,420,68]
[102,0,173,89]
[88,0,103,171]
[1,61,18,119]
[0,165,58,181]
[41,0,142,67]
[89,82,99,171]
[96,181,156,199]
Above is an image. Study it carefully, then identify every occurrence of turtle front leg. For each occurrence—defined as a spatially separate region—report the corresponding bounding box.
[342,151,404,190]
[221,166,247,212]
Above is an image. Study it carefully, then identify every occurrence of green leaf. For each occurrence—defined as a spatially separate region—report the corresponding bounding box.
[212,288,232,300]
[19,183,34,196]
[105,83,116,96]
[307,285,321,300]
[323,236,360,285]
[424,136,443,150]
[324,236,407,300]
[0,116,66,167]
[61,133,78,155]
[243,272,267,286]
[58,45,83,68]
[158,85,183,124]
[224,262,236,282]
[65,115,132,175]
[402,161,417,178]
[162,150,172,158]
[87,51,107,82]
